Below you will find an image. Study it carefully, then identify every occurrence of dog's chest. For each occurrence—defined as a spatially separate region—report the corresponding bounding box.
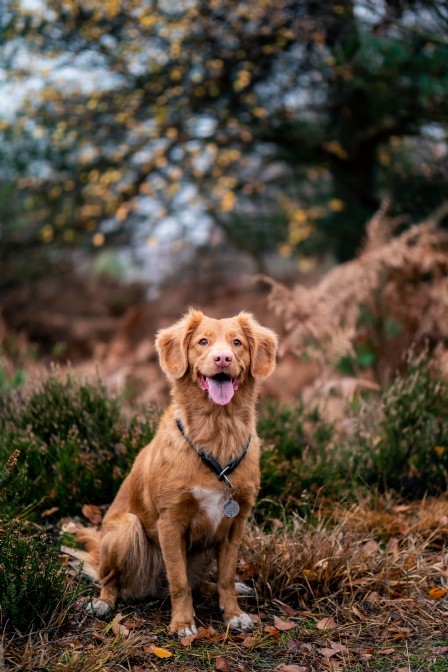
[191,487,226,534]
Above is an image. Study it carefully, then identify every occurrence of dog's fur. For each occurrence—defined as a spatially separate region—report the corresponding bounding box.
[77,309,277,636]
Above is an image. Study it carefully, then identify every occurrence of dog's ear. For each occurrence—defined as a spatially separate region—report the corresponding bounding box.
[237,312,278,380]
[156,309,204,379]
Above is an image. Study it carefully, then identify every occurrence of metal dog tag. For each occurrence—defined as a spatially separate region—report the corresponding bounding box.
[223,497,240,518]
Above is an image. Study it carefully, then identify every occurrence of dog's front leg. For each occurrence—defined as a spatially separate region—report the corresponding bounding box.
[217,515,255,632]
[157,517,197,637]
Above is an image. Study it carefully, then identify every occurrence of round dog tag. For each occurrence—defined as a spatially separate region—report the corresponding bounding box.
[223,497,240,518]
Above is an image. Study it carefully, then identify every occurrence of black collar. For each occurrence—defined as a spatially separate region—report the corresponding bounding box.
[175,419,251,488]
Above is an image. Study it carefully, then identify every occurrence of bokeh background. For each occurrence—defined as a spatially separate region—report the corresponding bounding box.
[1,0,448,407]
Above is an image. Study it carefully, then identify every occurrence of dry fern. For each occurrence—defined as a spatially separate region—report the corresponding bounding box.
[263,201,448,384]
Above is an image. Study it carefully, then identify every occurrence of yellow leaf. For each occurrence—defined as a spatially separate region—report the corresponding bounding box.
[140,15,157,28]
[252,107,268,118]
[428,587,447,599]
[323,140,348,160]
[221,191,236,212]
[92,233,105,247]
[148,645,174,658]
[329,198,345,212]
[39,225,54,244]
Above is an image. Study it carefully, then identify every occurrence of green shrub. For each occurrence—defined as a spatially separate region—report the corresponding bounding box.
[0,371,157,517]
[258,403,337,514]
[258,352,448,509]
[0,519,82,632]
[355,351,448,496]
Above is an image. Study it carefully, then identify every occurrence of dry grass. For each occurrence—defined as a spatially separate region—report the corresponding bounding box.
[243,497,448,621]
[3,496,448,671]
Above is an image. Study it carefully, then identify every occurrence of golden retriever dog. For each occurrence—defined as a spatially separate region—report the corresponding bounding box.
[77,309,277,636]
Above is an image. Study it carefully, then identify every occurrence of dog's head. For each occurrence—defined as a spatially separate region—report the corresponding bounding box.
[155,309,278,405]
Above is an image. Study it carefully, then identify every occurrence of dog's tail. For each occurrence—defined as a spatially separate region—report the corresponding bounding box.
[62,527,101,582]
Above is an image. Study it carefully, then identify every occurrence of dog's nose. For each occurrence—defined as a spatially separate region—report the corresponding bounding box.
[213,352,233,368]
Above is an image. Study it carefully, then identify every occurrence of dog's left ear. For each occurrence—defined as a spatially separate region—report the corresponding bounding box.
[237,312,278,380]
[156,309,204,379]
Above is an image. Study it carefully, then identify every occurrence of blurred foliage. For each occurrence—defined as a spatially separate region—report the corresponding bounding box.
[1,0,447,283]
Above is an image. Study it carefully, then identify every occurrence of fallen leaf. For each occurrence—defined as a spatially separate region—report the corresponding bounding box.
[428,586,447,599]
[215,655,228,670]
[273,665,307,672]
[364,591,381,604]
[110,613,129,638]
[242,635,257,648]
[274,615,297,631]
[196,625,216,639]
[328,641,348,654]
[351,605,365,621]
[388,627,411,634]
[316,617,337,630]
[317,647,338,659]
[386,537,399,554]
[432,646,448,654]
[378,648,396,655]
[82,504,103,525]
[264,625,281,640]
[286,639,302,653]
[147,645,174,658]
[362,540,381,556]
[180,633,197,647]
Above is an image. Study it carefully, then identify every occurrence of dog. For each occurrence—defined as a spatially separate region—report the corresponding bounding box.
[77,308,278,636]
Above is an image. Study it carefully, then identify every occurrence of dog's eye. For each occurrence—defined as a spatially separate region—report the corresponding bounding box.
[199,338,208,346]
[233,339,242,346]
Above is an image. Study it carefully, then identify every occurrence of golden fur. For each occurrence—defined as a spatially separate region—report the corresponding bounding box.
[77,309,277,635]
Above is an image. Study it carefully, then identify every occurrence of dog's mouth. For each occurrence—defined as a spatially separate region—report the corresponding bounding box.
[198,372,239,405]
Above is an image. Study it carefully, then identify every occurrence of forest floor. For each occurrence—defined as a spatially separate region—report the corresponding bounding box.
[4,497,448,672]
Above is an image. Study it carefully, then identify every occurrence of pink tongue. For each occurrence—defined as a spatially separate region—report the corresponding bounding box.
[207,377,235,405]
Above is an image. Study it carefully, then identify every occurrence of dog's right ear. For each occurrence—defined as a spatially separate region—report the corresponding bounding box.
[155,309,204,380]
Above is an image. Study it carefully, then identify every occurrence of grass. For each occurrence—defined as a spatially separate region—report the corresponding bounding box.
[1,355,448,670]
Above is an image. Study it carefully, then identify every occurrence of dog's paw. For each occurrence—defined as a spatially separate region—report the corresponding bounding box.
[235,581,254,596]
[85,599,112,618]
[169,620,198,638]
[178,623,198,638]
[226,612,255,632]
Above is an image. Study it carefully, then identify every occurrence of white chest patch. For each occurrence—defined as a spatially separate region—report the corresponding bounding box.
[191,487,225,533]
